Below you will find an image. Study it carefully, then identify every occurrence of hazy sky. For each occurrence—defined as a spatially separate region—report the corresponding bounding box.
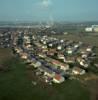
[0,0,98,22]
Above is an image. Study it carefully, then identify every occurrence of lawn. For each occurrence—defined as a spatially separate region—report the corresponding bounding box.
[0,48,90,100]
[0,48,13,64]
[54,34,98,46]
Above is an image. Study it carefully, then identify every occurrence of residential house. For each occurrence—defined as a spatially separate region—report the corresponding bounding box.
[30,61,42,68]
[57,53,65,60]
[39,66,55,77]
[15,47,23,54]
[77,57,89,68]
[64,56,76,64]
[72,67,85,75]
[20,52,28,59]
[51,59,69,71]
[86,46,93,52]
[38,53,46,58]
[53,74,65,83]
[66,46,76,55]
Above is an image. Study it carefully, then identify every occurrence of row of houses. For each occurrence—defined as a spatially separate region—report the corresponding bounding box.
[13,34,97,84]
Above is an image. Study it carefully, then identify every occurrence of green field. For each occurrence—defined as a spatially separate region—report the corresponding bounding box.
[0,48,90,100]
[54,34,98,46]
[0,48,13,64]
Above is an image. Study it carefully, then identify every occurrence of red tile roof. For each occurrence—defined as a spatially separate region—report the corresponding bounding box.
[54,74,62,80]
[52,60,66,67]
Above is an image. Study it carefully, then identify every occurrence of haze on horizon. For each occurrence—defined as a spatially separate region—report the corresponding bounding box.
[0,0,98,22]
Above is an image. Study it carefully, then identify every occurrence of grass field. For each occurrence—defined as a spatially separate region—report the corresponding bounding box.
[0,48,90,100]
[0,48,13,64]
[54,34,98,46]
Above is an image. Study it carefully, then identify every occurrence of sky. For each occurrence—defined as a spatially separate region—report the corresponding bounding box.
[0,0,98,22]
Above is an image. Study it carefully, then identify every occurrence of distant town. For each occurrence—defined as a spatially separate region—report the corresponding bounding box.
[0,23,98,84]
